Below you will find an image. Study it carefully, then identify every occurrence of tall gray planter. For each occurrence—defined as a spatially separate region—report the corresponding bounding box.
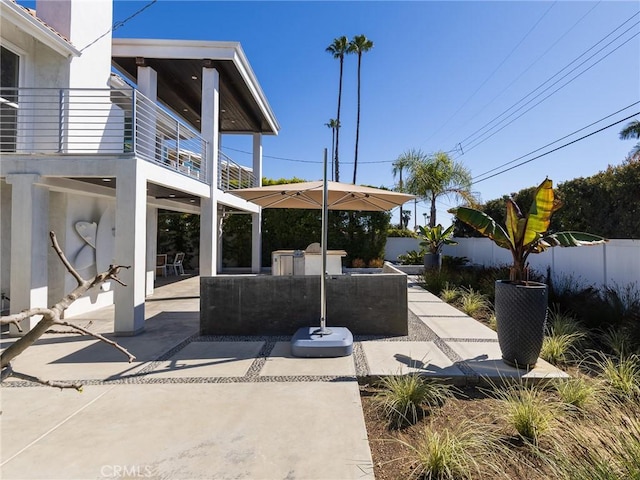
[423,253,442,270]
[494,280,548,369]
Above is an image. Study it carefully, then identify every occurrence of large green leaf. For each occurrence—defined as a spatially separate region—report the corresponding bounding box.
[441,223,456,240]
[418,223,458,252]
[450,207,512,249]
[523,178,557,246]
[541,231,607,248]
[505,199,523,246]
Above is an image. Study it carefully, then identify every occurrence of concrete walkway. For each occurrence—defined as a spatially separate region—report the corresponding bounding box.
[1,275,566,480]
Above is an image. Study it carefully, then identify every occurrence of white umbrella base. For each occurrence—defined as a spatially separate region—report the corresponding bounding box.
[291,326,354,358]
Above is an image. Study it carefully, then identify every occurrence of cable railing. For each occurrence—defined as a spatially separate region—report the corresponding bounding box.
[0,87,208,183]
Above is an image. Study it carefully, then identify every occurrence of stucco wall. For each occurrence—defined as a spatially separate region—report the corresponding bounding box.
[37,0,112,89]
[384,237,420,262]
[0,16,69,89]
[59,192,116,317]
[442,237,640,288]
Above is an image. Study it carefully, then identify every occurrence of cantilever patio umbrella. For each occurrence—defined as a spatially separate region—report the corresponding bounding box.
[229,179,415,212]
[229,150,415,356]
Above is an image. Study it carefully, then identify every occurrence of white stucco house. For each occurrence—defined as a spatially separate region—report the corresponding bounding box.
[1,0,279,335]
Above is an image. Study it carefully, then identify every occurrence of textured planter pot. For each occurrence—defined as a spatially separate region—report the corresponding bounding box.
[423,253,442,270]
[494,280,548,369]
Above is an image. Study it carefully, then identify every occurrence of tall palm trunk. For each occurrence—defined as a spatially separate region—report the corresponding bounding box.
[353,52,362,184]
[430,193,437,227]
[335,57,344,182]
[348,35,373,184]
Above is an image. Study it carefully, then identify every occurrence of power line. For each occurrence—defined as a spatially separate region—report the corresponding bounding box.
[442,1,601,147]
[471,111,640,185]
[459,29,640,155]
[79,0,158,53]
[472,101,640,181]
[221,146,397,165]
[453,13,640,156]
[421,2,557,147]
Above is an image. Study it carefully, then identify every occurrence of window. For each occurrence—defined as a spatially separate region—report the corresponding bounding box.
[1,46,20,152]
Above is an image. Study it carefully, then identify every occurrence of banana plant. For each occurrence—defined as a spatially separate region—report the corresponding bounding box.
[449,178,606,282]
[418,223,457,255]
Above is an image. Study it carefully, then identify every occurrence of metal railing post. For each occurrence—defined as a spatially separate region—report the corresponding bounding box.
[58,89,64,153]
[132,89,138,155]
[176,121,180,166]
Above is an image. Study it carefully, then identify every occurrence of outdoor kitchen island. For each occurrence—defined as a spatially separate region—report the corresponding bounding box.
[271,243,346,276]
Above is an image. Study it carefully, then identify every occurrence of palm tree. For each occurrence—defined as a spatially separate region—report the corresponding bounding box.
[620,119,640,160]
[392,148,423,192]
[392,149,422,230]
[325,119,339,181]
[348,34,374,184]
[404,150,475,227]
[326,36,349,182]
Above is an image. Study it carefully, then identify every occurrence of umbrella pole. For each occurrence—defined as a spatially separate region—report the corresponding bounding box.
[317,148,331,336]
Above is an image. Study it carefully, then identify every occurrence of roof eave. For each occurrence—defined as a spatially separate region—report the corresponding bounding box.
[112,38,280,136]
[232,44,280,136]
[1,0,81,58]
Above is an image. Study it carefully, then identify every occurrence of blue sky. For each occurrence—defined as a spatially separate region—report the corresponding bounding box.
[56,1,640,225]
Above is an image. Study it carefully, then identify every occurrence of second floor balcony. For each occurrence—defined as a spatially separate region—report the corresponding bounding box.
[0,86,257,190]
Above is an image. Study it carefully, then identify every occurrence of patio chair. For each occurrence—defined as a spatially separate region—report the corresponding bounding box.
[156,254,168,278]
[170,252,185,275]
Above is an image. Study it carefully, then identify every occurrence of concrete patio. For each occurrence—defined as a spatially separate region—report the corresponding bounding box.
[1,274,567,479]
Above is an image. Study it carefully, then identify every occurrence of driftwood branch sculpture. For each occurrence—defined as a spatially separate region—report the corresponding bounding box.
[0,231,135,391]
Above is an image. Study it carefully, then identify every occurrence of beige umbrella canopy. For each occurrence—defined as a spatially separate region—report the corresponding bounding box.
[228,180,415,212]
[228,153,416,355]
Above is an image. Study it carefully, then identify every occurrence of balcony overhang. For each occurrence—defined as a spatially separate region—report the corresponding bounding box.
[111,39,280,136]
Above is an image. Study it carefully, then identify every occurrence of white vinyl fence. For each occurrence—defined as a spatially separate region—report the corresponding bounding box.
[385,237,640,288]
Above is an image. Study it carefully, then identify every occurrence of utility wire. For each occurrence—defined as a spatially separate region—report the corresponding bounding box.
[79,0,158,52]
[221,146,397,165]
[222,146,321,164]
[226,101,637,170]
[471,111,640,185]
[453,12,640,156]
[472,101,640,181]
[442,1,601,148]
[421,2,557,147]
[459,27,640,155]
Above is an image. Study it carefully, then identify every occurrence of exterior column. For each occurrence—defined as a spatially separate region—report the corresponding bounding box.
[145,206,158,296]
[251,133,263,273]
[6,174,49,336]
[114,160,146,335]
[199,65,220,276]
[136,65,158,161]
[217,211,224,273]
